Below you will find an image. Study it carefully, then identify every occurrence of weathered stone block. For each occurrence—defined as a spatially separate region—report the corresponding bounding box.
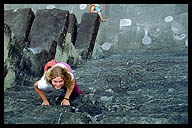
[19,47,56,78]
[4,8,35,70]
[24,9,69,77]
[75,13,100,59]
[4,8,34,44]
[4,70,15,91]
[28,9,69,50]
[4,8,35,90]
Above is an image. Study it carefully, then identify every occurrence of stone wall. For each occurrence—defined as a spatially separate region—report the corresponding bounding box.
[4,8,35,91]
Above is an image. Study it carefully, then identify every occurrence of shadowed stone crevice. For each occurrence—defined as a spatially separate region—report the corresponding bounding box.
[68,13,78,46]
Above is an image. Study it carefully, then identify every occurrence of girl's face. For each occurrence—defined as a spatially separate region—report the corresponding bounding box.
[52,77,64,89]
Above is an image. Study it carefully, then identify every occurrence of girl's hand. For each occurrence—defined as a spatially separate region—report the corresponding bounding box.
[61,99,70,106]
[41,101,50,105]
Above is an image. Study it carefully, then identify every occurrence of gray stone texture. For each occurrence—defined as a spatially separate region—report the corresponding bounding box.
[75,13,100,59]
[4,8,34,70]
[28,9,69,49]
[21,9,69,78]
[4,53,188,124]
[4,8,35,90]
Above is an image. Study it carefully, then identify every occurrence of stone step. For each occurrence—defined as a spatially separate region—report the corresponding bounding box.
[6,85,35,92]
[4,105,85,124]
[4,116,55,124]
[4,90,37,101]
[4,53,188,124]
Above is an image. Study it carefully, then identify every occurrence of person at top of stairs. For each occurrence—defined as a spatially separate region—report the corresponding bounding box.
[89,4,107,22]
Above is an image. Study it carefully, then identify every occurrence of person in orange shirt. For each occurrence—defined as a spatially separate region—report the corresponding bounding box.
[89,4,107,22]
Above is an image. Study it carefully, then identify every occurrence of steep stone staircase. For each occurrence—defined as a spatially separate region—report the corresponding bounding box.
[4,52,188,124]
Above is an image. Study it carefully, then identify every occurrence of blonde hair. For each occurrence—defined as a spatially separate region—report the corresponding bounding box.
[44,66,74,89]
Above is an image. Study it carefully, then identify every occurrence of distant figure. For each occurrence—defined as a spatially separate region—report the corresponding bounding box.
[89,4,107,22]
[34,60,82,106]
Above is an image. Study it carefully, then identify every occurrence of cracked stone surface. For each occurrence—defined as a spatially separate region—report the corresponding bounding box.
[4,52,188,124]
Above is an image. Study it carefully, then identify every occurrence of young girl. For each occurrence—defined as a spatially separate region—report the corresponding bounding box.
[34,60,82,106]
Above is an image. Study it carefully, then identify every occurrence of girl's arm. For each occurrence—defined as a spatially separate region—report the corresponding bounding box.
[34,81,49,105]
[61,80,75,105]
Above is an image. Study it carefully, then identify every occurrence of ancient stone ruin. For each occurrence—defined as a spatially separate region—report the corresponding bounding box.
[4,8,100,90]
[4,5,188,124]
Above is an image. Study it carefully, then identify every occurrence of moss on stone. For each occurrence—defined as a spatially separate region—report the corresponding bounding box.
[55,32,80,65]
[4,70,15,91]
